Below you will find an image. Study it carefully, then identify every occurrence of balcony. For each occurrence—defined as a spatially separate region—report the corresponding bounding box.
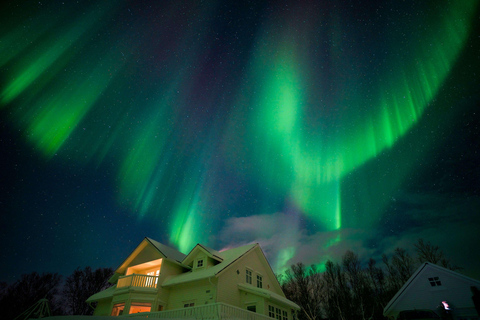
[117,274,158,290]
[124,302,272,320]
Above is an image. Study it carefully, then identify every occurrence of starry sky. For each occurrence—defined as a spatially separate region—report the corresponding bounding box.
[1,0,479,284]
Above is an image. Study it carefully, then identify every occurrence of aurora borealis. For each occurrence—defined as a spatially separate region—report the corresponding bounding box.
[1,0,479,282]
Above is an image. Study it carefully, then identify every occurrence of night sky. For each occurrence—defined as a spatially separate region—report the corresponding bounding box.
[1,0,479,285]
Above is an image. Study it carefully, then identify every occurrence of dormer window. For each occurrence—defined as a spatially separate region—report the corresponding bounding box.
[428,277,442,287]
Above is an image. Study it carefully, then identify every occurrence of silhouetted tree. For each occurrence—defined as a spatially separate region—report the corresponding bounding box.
[0,272,63,319]
[62,266,114,315]
[279,240,459,320]
[382,247,415,296]
[414,239,461,271]
[282,263,324,320]
[366,258,388,319]
[323,260,350,320]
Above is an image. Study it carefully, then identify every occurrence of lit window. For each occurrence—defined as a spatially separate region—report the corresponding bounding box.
[246,269,252,284]
[428,277,442,287]
[257,275,263,288]
[111,303,125,316]
[129,302,151,314]
[269,305,275,318]
[197,259,204,268]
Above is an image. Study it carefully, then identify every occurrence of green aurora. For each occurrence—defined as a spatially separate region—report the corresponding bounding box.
[1,0,478,272]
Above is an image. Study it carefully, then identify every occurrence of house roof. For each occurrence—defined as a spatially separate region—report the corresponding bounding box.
[162,243,257,286]
[146,237,187,263]
[238,283,301,310]
[182,243,224,267]
[86,285,116,303]
[383,262,480,316]
[109,237,188,283]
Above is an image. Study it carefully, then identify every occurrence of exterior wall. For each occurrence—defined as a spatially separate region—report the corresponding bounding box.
[93,298,112,316]
[216,255,246,308]
[156,259,185,308]
[388,267,480,319]
[217,247,295,319]
[167,278,216,310]
[240,291,266,314]
[206,257,217,268]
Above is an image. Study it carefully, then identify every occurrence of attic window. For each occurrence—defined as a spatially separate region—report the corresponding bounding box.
[428,277,442,287]
[197,259,204,268]
[246,269,252,284]
[257,275,263,288]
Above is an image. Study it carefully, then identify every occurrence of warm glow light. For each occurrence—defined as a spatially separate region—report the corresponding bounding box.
[129,303,152,314]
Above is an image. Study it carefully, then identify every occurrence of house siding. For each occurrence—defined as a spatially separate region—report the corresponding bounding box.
[217,251,250,308]
[167,278,215,309]
[93,298,112,316]
[157,260,185,308]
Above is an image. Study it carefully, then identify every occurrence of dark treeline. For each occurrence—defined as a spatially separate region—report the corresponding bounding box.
[279,239,460,320]
[0,266,113,320]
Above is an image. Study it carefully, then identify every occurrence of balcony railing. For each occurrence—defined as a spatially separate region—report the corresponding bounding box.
[124,302,272,320]
[117,274,158,289]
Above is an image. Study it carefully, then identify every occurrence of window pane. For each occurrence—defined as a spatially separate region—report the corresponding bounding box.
[111,303,125,316]
[129,302,151,314]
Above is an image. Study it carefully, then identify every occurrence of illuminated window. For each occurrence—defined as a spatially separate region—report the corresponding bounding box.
[257,275,263,288]
[246,269,252,284]
[269,305,275,318]
[428,277,442,287]
[129,302,151,314]
[111,303,125,316]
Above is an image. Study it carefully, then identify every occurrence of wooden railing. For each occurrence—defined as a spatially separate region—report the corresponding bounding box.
[123,302,272,320]
[117,274,158,289]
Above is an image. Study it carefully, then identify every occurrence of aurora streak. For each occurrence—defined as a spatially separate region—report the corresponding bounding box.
[1,0,479,276]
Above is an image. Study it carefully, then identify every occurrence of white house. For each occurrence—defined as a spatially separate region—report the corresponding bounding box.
[86,237,300,319]
[383,262,480,320]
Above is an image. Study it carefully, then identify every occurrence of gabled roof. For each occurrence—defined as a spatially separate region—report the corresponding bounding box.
[162,243,257,286]
[146,237,187,263]
[109,237,187,283]
[182,243,224,266]
[383,262,480,315]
